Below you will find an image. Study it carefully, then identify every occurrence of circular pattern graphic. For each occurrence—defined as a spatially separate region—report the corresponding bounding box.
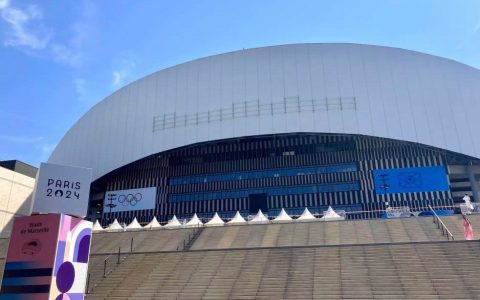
[56,294,71,300]
[56,261,75,293]
[115,193,142,207]
[117,194,126,203]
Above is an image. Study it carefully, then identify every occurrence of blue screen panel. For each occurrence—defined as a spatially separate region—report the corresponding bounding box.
[372,166,448,194]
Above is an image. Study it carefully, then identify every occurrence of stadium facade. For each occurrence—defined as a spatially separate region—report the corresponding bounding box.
[47,43,480,224]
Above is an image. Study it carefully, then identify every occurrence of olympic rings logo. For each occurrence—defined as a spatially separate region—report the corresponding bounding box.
[116,193,142,206]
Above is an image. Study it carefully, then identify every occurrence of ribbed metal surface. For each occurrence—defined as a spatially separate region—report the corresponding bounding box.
[49,44,480,181]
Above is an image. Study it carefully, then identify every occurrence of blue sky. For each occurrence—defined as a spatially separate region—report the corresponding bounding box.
[1,0,479,167]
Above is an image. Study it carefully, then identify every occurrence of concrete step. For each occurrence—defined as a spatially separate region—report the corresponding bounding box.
[85,241,480,299]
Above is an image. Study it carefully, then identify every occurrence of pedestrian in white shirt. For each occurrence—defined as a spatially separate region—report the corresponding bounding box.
[463,194,474,213]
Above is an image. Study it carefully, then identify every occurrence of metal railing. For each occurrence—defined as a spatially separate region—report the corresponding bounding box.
[152,96,356,132]
[85,238,134,294]
[86,228,201,293]
[428,205,454,241]
[181,224,203,251]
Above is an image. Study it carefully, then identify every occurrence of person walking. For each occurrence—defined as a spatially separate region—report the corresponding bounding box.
[463,194,474,213]
[462,214,474,240]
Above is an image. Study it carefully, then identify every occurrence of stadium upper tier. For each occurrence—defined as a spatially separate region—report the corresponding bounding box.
[48,43,480,180]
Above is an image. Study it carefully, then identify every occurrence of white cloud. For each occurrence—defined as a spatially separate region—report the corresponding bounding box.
[36,142,57,162]
[0,135,44,143]
[73,77,92,103]
[0,133,55,163]
[0,3,51,49]
[51,44,83,68]
[40,143,56,155]
[50,1,98,68]
[112,59,136,87]
[112,70,128,87]
[74,78,87,95]
[0,0,99,69]
[0,0,10,10]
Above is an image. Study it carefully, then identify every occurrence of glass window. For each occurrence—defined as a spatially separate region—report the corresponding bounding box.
[168,181,360,203]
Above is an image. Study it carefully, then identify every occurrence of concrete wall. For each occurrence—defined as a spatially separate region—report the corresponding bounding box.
[0,165,35,238]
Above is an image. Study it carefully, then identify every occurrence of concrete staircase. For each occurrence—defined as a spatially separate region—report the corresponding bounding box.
[0,229,195,293]
[437,214,480,240]
[190,217,447,250]
[85,241,480,299]
[91,228,195,254]
[2,216,478,299]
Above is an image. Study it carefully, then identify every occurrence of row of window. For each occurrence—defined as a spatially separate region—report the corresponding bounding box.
[168,140,357,166]
[168,181,361,203]
[169,163,358,185]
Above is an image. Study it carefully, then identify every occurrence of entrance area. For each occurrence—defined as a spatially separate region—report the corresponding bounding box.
[249,193,268,214]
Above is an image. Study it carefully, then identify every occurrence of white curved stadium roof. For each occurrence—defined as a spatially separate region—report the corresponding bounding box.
[48,43,480,180]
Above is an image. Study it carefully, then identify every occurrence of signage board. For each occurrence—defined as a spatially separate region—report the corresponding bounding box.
[0,214,92,299]
[104,187,157,213]
[32,163,92,218]
[373,166,449,194]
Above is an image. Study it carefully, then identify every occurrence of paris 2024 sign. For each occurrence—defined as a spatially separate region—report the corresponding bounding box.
[32,163,92,218]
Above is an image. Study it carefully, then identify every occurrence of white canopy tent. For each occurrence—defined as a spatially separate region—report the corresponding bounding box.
[126,217,143,230]
[185,213,204,227]
[249,210,270,224]
[107,218,124,231]
[320,206,345,221]
[164,215,182,229]
[272,208,293,223]
[205,213,225,227]
[92,219,104,232]
[297,208,317,222]
[145,216,162,230]
[227,211,247,225]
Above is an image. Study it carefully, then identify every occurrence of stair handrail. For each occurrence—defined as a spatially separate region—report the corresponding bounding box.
[183,224,204,251]
[428,205,454,241]
[86,242,132,294]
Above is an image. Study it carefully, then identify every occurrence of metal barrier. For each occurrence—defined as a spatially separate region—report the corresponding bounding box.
[182,224,203,251]
[86,240,134,294]
[428,205,454,240]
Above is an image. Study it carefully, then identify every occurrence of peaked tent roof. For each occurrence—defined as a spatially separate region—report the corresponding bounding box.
[205,213,225,227]
[126,217,143,230]
[227,211,247,225]
[92,219,104,232]
[145,216,162,229]
[249,210,270,224]
[185,213,204,227]
[272,208,293,223]
[107,218,123,231]
[321,206,345,221]
[297,208,316,221]
[164,215,182,228]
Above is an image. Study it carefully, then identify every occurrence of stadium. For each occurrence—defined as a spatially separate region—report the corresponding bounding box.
[1,43,480,299]
[47,43,480,225]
